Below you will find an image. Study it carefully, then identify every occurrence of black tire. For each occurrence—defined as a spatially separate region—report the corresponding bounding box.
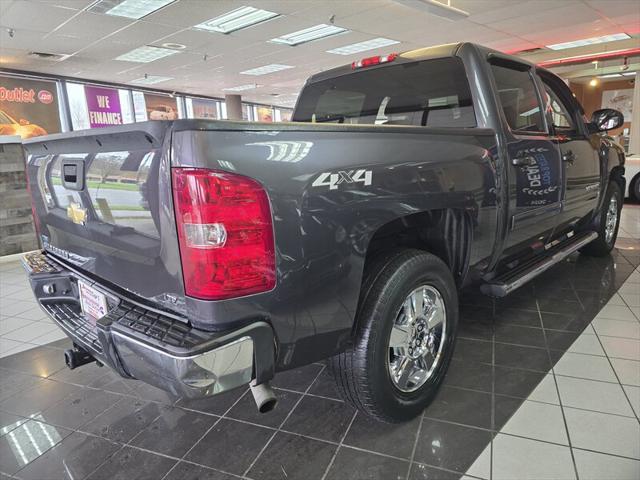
[580,181,623,257]
[328,249,458,423]
[630,174,640,202]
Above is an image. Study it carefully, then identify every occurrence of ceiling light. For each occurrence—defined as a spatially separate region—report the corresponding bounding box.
[270,24,348,46]
[589,78,599,87]
[599,71,637,79]
[116,45,179,62]
[194,6,279,34]
[161,42,186,50]
[598,73,623,79]
[546,33,630,51]
[131,75,174,85]
[327,38,400,55]
[240,64,293,75]
[223,84,259,91]
[393,0,469,21]
[88,0,175,19]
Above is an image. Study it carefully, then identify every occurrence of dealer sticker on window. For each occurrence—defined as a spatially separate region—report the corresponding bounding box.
[78,280,109,320]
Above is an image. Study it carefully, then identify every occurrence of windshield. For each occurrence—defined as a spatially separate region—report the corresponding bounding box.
[0,110,17,124]
[293,57,475,128]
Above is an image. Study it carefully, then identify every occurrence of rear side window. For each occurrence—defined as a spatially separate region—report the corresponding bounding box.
[293,58,476,128]
[490,64,546,134]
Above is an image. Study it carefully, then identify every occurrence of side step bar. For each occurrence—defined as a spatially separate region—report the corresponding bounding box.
[481,231,598,298]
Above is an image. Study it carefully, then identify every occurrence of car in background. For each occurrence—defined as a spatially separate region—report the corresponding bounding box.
[148,105,177,120]
[0,109,47,138]
[625,155,640,201]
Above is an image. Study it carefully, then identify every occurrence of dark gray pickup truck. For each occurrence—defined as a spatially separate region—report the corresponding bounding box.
[22,42,625,422]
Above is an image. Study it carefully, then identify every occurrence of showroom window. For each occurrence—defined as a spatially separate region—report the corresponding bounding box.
[273,108,293,122]
[186,97,225,119]
[132,91,148,121]
[292,57,476,127]
[66,82,90,130]
[66,83,134,130]
[490,64,546,134]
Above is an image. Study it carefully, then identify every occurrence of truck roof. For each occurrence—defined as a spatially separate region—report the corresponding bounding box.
[303,42,536,86]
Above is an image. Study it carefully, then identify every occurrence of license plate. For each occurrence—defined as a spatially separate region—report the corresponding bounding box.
[78,280,109,320]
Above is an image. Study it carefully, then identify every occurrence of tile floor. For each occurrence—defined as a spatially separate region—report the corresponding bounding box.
[0,204,638,480]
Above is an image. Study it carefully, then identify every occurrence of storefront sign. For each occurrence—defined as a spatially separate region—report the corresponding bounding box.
[84,85,123,128]
[191,98,218,119]
[0,75,61,138]
[144,93,178,120]
[256,106,273,122]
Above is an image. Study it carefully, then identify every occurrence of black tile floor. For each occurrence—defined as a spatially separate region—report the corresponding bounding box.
[0,245,638,480]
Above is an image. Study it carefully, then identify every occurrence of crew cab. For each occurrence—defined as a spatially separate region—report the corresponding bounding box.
[22,43,625,422]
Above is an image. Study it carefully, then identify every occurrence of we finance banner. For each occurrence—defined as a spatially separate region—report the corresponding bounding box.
[0,75,61,139]
[84,85,123,128]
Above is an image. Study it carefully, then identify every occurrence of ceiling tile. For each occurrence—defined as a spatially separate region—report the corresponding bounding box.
[50,11,133,42]
[1,0,78,33]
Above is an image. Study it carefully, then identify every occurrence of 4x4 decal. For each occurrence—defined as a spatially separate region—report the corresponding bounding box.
[312,169,373,190]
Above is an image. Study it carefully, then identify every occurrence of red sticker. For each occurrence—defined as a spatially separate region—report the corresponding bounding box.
[38,90,53,104]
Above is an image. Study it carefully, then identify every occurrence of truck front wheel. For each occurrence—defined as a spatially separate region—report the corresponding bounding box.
[580,181,623,257]
[328,249,458,423]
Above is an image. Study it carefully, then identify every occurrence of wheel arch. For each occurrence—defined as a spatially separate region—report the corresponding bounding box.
[363,208,473,289]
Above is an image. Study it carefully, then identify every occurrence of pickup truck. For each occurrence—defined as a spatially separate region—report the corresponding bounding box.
[22,42,626,422]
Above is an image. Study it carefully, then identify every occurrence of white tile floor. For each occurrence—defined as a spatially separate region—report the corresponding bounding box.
[465,259,640,480]
[0,205,638,479]
[0,261,66,358]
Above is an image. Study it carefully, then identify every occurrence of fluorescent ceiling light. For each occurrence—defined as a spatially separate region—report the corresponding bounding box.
[116,45,179,62]
[131,75,173,85]
[270,24,348,46]
[598,71,637,79]
[88,0,175,19]
[241,64,293,75]
[223,84,258,91]
[547,33,631,51]
[393,0,469,21]
[327,37,400,55]
[194,6,279,34]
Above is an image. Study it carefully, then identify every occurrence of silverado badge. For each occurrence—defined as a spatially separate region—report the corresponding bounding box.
[67,202,87,225]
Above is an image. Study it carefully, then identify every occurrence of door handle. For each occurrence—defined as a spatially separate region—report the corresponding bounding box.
[511,155,536,167]
[562,150,576,164]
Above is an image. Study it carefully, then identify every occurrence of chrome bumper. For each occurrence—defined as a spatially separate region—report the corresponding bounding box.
[22,251,275,399]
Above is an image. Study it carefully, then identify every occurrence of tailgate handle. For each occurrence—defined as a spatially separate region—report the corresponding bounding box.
[61,160,85,191]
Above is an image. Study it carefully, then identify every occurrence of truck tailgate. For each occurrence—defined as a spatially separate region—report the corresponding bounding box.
[23,122,184,309]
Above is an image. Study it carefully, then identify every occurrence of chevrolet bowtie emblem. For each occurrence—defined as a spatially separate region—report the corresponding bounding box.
[67,202,87,225]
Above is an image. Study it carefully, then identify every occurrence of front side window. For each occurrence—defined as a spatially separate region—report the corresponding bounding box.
[293,57,476,128]
[544,85,575,130]
[539,76,578,134]
[490,64,546,134]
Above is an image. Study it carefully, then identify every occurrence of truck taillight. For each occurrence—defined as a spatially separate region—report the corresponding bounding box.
[171,168,275,300]
[351,53,398,69]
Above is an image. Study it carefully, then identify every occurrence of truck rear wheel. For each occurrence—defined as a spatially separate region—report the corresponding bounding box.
[328,249,458,423]
[581,181,623,257]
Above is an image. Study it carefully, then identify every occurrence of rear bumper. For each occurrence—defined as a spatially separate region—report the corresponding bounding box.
[22,251,275,399]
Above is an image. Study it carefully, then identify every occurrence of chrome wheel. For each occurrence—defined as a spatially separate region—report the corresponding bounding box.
[387,285,447,393]
[604,195,618,245]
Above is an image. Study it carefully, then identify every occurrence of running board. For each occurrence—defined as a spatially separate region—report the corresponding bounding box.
[481,231,598,298]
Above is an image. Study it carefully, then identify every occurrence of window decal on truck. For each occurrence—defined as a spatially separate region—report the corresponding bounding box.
[514,145,561,208]
[312,169,373,190]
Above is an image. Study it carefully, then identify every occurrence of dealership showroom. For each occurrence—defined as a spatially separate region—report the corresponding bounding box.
[1,0,640,479]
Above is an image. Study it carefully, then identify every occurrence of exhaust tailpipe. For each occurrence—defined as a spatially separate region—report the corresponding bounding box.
[64,346,95,370]
[250,381,277,413]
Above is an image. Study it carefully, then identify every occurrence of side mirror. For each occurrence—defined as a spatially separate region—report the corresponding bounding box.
[590,108,624,132]
[19,118,30,125]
